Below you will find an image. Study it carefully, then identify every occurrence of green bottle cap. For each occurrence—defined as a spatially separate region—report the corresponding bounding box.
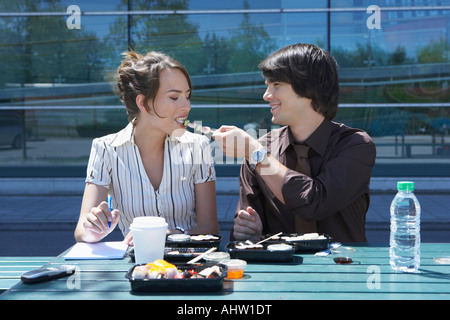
[397,181,414,191]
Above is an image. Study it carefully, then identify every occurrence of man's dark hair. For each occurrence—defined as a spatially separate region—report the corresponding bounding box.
[258,43,339,120]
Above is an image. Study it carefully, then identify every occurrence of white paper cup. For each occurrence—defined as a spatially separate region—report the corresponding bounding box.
[130,216,168,264]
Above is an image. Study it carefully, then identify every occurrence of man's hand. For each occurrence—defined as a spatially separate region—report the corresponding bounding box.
[213,125,263,161]
[233,206,263,242]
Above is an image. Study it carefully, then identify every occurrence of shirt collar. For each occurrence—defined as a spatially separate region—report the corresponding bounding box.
[305,119,332,157]
[274,119,332,157]
[109,122,134,147]
[169,131,196,143]
[109,122,196,147]
[274,126,293,156]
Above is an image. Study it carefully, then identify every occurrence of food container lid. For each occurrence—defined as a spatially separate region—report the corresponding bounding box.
[204,252,230,262]
[220,259,247,270]
[267,244,293,251]
[167,234,190,242]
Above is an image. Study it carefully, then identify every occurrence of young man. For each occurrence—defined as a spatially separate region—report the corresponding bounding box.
[213,43,376,243]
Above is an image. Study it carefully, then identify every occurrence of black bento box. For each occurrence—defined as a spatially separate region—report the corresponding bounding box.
[225,242,295,262]
[264,233,331,252]
[165,234,222,248]
[164,247,211,262]
[125,263,227,292]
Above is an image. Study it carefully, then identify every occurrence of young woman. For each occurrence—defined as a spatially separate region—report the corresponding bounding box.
[75,51,218,244]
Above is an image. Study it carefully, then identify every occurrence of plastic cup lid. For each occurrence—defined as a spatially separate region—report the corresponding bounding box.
[130,216,168,229]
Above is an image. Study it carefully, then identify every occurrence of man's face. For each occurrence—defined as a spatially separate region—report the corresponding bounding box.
[263,80,312,126]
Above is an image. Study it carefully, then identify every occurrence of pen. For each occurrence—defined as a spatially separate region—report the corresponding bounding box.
[107,195,112,228]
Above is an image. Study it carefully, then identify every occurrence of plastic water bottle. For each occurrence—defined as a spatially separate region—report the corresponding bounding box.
[389,181,421,273]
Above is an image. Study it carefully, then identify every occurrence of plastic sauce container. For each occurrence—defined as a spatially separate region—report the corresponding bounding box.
[267,244,293,251]
[203,251,230,263]
[220,259,247,279]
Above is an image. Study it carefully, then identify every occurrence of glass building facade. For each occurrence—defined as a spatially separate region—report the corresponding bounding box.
[0,0,449,178]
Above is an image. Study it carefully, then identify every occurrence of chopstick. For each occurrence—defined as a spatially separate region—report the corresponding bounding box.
[256,232,283,245]
[187,247,217,264]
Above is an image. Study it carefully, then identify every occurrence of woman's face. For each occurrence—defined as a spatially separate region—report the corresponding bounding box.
[147,68,191,136]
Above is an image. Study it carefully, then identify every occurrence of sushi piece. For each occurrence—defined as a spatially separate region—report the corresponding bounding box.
[235,240,263,250]
[199,266,222,278]
[132,259,180,280]
[148,259,178,279]
[131,265,149,280]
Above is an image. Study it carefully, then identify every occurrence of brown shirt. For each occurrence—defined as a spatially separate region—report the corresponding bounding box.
[234,119,376,242]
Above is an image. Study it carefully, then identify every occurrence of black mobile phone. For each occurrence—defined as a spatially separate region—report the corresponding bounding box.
[21,265,76,284]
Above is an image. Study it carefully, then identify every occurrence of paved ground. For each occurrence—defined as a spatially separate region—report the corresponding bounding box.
[0,193,449,256]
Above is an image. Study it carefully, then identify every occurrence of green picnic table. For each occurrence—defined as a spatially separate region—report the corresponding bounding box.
[0,257,53,294]
[1,243,449,300]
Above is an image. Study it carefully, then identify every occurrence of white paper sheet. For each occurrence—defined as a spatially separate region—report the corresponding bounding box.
[64,241,128,260]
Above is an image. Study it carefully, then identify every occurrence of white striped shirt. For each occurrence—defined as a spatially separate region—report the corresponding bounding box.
[85,122,216,236]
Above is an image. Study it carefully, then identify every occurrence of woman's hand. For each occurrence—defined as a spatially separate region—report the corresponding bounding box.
[123,230,133,246]
[84,201,120,236]
[75,183,121,243]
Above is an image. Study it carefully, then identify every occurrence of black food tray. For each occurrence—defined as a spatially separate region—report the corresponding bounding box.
[165,234,221,248]
[225,242,295,262]
[125,263,227,292]
[164,247,211,262]
[263,233,331,252]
